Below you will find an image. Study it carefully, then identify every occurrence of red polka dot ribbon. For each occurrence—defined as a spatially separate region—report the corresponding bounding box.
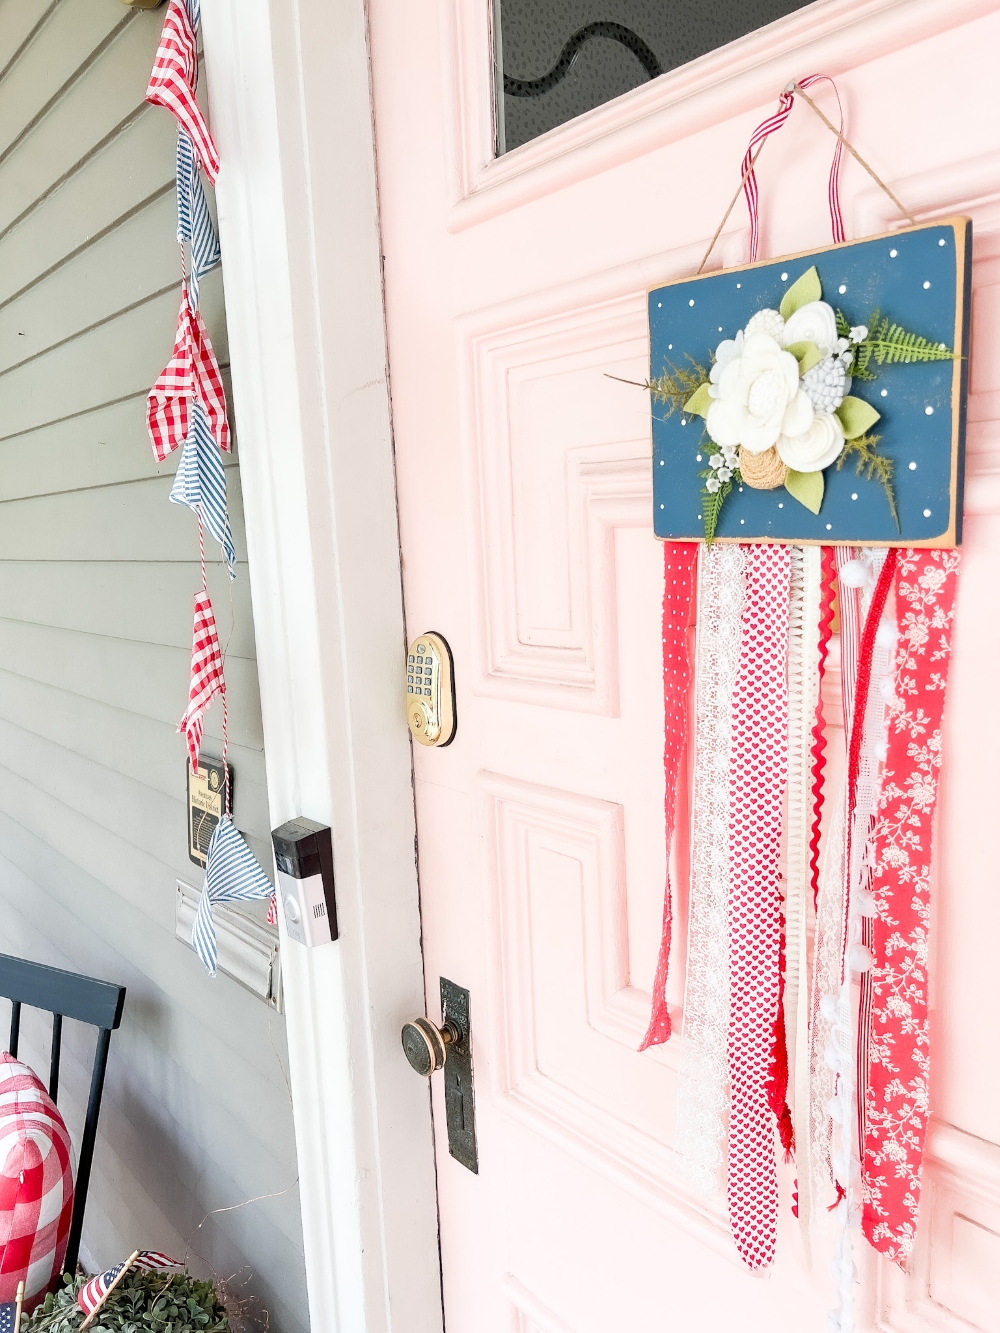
[726,544,791,1269]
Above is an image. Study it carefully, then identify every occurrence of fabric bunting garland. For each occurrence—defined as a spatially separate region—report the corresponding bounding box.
[192,816,274,975]
[178,588,226,772]
[146,0,220,183]
[170,399,236,577]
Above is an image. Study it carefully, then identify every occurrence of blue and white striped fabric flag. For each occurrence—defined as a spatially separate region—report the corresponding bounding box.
[192,815,274,974]
[170,398,236,577]
[176,129,221,310]
[183,0,201,27]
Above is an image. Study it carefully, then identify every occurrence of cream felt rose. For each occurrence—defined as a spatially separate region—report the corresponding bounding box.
[776,411,846,472]
[705,332,814,455]
[780,300,839,357]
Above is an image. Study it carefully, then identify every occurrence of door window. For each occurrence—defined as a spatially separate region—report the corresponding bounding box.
[494,0,816,153]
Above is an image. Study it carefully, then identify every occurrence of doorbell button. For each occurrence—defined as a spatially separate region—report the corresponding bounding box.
[271,817,338,947]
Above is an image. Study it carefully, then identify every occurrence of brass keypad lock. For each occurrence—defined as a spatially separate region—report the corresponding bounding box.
[405,632,456,747]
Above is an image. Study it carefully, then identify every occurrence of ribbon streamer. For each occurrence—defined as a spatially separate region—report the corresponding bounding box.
[861,550,961,1265]
[641,542,698,1050]
[675,542,745,1191]
[725,544,790,1270]
[784,544,823,1229]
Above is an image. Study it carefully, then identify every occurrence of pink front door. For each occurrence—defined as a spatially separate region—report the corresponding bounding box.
[369,3,1000,1329]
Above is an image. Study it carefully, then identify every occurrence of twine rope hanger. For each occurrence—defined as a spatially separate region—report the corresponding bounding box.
[696,78,918,276]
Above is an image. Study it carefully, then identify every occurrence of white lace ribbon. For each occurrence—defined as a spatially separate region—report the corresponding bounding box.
[675,543,745,1193]
[817,551,894,1332]
[785,546,822,1235]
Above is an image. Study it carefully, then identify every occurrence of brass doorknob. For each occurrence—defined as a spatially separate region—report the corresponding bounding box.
[401,1016,460,1077]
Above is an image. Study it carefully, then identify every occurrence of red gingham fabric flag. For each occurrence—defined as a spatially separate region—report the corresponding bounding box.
[178,590,226,771]
[0,1054,75,1312]
[146,0,220,183]
[147,289,230,463]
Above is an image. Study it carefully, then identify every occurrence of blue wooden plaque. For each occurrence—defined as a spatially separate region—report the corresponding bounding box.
[649,219,971,546]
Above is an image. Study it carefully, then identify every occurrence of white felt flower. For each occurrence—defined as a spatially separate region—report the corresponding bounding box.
[707,330,744,397]
[744,309,785,342]
[706,332,814,455]
[781,300,839,356]
[776,411,846,472]
[850,325,868,343]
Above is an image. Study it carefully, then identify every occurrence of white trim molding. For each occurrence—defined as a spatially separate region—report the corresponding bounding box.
[200,2,443,1331]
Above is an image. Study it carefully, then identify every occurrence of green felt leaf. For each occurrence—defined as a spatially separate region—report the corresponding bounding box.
[784,340,824,375]
[836,395,882,439]
[784,467,824,515]
[683,382,713,419]
[779,265,822,320]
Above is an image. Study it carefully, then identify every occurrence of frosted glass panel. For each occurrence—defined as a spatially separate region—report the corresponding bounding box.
[495,0,814,153]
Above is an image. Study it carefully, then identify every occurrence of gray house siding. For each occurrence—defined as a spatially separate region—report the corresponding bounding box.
[0,3,307,1328]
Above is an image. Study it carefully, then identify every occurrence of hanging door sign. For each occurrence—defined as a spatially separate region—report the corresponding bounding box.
[649,218,971,546]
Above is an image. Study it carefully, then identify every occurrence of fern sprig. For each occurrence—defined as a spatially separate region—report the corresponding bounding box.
[838,307,955,377]
[835,431,899,530]
[647,355,711,417]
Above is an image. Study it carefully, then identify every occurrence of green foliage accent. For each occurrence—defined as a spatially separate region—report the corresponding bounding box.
[835,307,851,340]
[836,394,882,439]
[785,340,824,375]
[784,468,824,515]
[779,266,822,320]
[24,1271,231,1333]
[836,431,899,530]
[647,357,711,418]
[697,442,740,544]
[848,308,955,377]
[683,381,712,418]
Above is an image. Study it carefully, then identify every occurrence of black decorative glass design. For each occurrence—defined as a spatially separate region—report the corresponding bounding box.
[494,0,815,153]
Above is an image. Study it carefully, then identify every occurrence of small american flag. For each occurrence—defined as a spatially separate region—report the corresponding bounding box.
[178,591,226,771]
[78,1253,181,1318]
[147,290,230,464]
[146,0,220,182]
[0,1302,17,1333]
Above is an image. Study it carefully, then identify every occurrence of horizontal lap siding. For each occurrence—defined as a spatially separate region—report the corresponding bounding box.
[0,3,307,1327]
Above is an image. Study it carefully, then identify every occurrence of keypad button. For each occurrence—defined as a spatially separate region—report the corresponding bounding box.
[407,655,414,663]
[424,688,431,697]
[407,686,413,694]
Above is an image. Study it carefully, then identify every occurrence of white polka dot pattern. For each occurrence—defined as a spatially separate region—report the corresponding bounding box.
[726,543,791,1270]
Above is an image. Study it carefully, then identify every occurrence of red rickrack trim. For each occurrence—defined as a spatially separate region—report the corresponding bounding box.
[640,541,698,1051]
[843,550,898,911]
[809,546,837,909]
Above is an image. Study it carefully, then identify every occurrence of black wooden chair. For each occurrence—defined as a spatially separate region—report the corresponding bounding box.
[0,954,126,1276]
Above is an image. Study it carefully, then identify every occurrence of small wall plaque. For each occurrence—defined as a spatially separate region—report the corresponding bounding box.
[187,757,233,868]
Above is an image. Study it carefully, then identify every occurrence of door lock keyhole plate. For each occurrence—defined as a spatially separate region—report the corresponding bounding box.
[406,632,457,747]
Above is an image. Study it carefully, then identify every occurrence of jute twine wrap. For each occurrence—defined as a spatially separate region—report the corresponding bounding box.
[739,445,787,490]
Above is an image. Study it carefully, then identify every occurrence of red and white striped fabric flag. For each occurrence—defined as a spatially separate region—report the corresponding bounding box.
[178,590,226,771]
[77,1252,182,1318]
[146,0,220,183]
[147,289,230,463]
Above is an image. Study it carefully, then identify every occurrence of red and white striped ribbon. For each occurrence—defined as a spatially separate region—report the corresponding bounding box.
[742,74,845,263]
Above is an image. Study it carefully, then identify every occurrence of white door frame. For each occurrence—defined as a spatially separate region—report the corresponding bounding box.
[199,2,443,1330]
[197,0,999,1329]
